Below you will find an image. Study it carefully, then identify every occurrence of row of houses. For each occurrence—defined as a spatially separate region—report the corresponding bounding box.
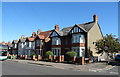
[3,14,103,61]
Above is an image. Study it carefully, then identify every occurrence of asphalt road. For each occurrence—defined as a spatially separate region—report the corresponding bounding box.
[1,61,118,75]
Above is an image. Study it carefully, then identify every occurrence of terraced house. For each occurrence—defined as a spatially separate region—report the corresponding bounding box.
[25,32,36,58]
[18,35,26,57]
[12,40,18,55]
[10,14,103,62]
[49,14,103,60]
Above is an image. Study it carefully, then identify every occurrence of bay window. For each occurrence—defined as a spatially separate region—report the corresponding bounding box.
[52,48,61,57]
[36,39,40,46]
[52,37,61,45]
[72,34,85,43]
[72,34,81,43]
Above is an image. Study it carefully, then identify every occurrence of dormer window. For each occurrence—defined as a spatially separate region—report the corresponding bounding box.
[52,37,61,45]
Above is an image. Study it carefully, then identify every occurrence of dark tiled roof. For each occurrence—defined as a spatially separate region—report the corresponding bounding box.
[12,40,18,44]
[61,26,73,36]
[55,30,63,36]
[19,38,26,43]
[61,21,95,36]
[77,22,95,32]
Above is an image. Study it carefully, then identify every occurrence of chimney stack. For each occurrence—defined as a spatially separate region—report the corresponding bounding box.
[55,25,59,31]
[37,29,42,34]
[32,32,36,37]
[93,14,98,22]
[21,35,25,39]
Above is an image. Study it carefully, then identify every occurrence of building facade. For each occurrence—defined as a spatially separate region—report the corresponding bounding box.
[12,40,18,55]
[49,14,103,60]
[9,14,103,60]
[18,35,26,56]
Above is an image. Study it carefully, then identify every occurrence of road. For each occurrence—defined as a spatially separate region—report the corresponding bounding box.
[1,60,118,75]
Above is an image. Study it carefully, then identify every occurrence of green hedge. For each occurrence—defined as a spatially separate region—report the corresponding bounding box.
[66,51,77,58]
[45,51,53,57]
[31,52,37,57]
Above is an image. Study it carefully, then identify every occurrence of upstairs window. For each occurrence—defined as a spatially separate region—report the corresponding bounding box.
[26,42,29,47]
[15,44,17,48]
[72,34,85,43]
[36,39,40,46]
[52,37,61,45]
[72,34,81,43]
[80,35,85,43]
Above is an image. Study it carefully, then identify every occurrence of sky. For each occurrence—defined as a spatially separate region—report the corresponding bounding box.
[2,2,118,42]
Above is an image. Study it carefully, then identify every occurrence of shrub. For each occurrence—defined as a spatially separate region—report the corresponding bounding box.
[66,51,77,58]
[66,51,77,62]
[45,51,53,57]
[31,52,37,57]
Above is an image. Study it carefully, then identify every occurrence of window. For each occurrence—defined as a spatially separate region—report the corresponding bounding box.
[15,44,17,48]
[52,48,61,57]
[80,35,85,43]
[72,34,81,43]
[52,37,61,45]
[21,43,23,48]
[36,39,40,46]
[27,42,29,47]
[29,42,31,47]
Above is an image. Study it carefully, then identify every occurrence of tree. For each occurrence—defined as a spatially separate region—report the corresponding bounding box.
[95,34,120,58]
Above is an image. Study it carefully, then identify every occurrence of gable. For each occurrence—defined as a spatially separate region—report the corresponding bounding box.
[69,26,84,34]
[50,31,60,37]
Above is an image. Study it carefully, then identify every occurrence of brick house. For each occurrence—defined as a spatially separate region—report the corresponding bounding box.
[34,29,53,57]
[25,32,36,58]
[34,30,45,56]
[49,14,103,60]
[0,42,8,52]
[18,35,26,57]
[7,42,12,54]
[12,40,18,55]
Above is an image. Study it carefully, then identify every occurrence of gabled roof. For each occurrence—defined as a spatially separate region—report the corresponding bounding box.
[26,37,35,42]
[55,30,63,36]
[34,35,45,40]
[40,30,53,38]
[18,38,26,43]
[12,40,18,44]
[0,42,8,45]
[61,21,95,36]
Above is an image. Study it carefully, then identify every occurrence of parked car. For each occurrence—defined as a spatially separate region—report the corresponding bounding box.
[115,54,120,62]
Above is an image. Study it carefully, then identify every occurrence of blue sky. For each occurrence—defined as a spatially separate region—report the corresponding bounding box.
[2,2,118,42]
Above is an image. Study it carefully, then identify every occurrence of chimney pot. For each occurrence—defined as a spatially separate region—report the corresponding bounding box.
[55,25,59,31]
[21,35,25,39]
[32,32,36,37]
[37,29,42,34]
[93,14,98,22]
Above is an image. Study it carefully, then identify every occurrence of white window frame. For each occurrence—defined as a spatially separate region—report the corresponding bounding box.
[29,42,31,47]
[52,48,61,57]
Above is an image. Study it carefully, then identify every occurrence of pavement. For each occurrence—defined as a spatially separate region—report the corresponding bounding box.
[6,59,119,74]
